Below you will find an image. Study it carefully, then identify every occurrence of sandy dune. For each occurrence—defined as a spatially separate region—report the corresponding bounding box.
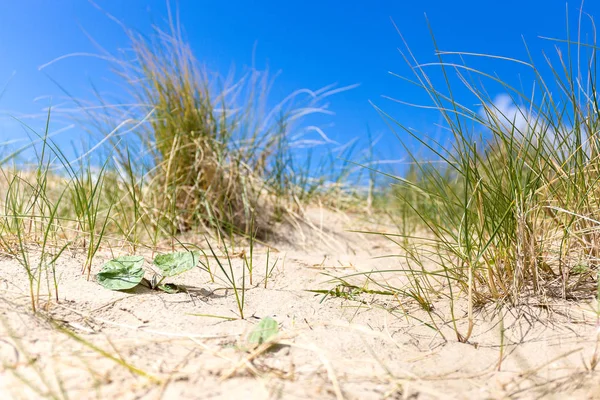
[1,209,599,399]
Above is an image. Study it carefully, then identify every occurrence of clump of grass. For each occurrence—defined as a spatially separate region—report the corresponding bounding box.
[45,8,357,243]
[372,13,600,340]
[0,124,74,311]
[206,238,246,319]
[67,158,113,278]
[0,7,358,319]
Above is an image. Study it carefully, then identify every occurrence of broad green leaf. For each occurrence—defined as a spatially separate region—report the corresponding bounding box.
[158,283,180,294]
[153,251,199,277]
[247,317,279,346]
[96,256,145,291]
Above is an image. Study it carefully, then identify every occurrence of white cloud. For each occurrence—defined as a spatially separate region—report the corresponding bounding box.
[479,93,597,159]
[481,93,533,137]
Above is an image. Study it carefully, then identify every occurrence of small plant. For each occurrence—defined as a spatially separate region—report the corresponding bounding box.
[308,274,396,304]
[96,256,145,291]
[96,251,200,293]
[263,248,279,289]
[206,238,246,319]
[243,218,256,285]
[246,317,279,348]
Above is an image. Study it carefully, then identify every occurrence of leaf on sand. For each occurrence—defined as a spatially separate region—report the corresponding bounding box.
[158,283,180,294]
[96,256,145,291]
[153,251,200,277]
[247,317,279,346]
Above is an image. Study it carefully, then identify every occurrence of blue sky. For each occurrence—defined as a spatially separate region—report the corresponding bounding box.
[0,0,597,167]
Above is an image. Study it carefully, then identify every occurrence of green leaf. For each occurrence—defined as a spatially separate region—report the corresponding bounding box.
[96,256,145,291]
[247,317,279,346]
[158,283,180,294]
[153,251,199,277]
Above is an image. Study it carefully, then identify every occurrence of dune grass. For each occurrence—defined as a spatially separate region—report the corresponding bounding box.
[356,15,600,341]
[46,14,360,244]
[0,13,359,314]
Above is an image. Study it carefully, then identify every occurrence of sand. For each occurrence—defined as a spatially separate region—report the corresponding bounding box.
[1,208,599,399]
